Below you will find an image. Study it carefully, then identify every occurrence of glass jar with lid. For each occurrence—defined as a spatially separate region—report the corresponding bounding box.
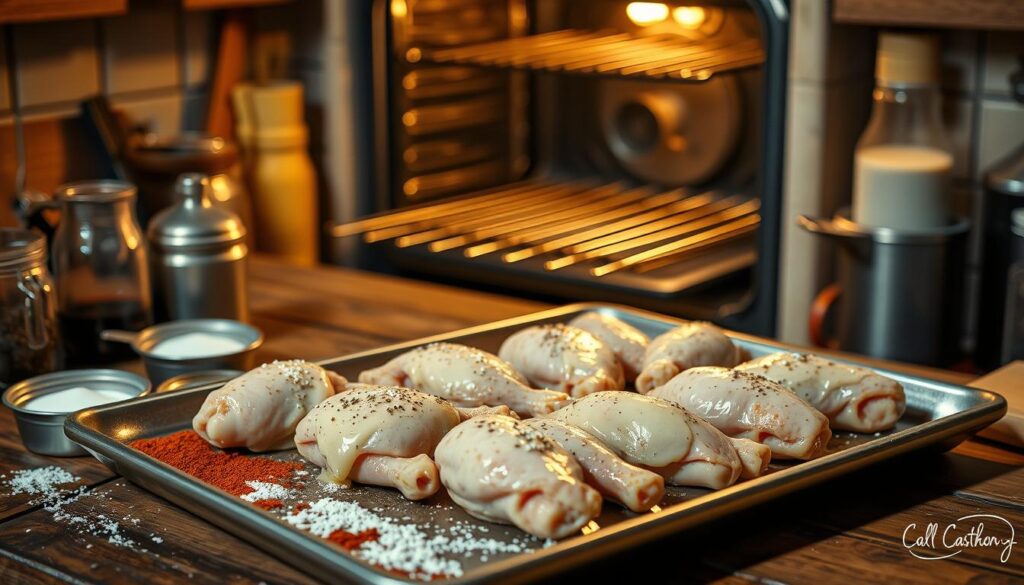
[51,181,153,364]
[0,229,61,384]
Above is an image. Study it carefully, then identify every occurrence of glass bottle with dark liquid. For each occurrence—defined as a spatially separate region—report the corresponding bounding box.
[51,181,153,365]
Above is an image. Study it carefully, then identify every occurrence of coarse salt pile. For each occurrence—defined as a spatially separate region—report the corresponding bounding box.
[4,466,78,495]
[240,480,293,503]
[2,466,146,550]
[285,498,541,580]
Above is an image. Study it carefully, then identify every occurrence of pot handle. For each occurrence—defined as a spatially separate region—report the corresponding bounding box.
[809,283,841,349]
[100,329,139,345]
[797,214,870,240]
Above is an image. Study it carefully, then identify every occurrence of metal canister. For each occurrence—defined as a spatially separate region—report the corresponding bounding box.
[799,209,969,367]
[147,173,249,322]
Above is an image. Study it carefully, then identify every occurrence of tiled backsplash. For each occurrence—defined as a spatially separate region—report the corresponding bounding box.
[0,0,212,151]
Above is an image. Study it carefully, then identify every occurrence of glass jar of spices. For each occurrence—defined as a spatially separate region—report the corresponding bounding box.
[0,229,61,385]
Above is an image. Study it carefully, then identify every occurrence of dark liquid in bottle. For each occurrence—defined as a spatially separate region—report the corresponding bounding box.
[59,300,151,365]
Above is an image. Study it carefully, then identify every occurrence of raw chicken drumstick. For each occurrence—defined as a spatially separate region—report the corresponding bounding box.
[636,322,742,394]
[435,414,602,539]
[569,311,650,383]
[736,353,906,433]
[193,360,345,452]
[498,324,625,397]
[294,384,461,500]
[358,343,570,417]
[547,392,747,489]
[522,418,664,512]
[649,367,832,460]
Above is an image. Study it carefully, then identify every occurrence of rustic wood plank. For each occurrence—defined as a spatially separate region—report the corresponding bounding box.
[833,0,1024,31]
[0,479,319,585]
[0,0,125,24]
[0,410,112,522]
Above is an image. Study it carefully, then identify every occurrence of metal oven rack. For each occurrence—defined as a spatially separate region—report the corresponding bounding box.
[413,29,764,81]
[332,179,759,284]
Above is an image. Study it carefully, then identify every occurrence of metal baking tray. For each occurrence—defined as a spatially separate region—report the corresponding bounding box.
[65,304,1007,584]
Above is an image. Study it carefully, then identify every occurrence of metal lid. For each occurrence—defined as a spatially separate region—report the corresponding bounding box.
[986,143,1024,196]
[55,180,137,203]
[0,228,46,271]
[147,173,246,248]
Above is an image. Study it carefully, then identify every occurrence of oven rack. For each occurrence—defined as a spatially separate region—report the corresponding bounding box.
[331,179,759,279]
[411,29,764,81]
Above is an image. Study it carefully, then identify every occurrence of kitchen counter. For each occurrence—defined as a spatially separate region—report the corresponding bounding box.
[0,256,1020,584]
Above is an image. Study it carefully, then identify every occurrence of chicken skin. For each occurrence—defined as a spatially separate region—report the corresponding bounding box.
[649,367,831,460]
[547,392,744,490]
[498,324,625,397]
[522,418,664,512]
[358,343,571,417]
[636,322,742,394]
[736,353,906,433]
[193,360,344,452]
[294,384,461,500]
[435,415,602,539]
[568,312,650,383]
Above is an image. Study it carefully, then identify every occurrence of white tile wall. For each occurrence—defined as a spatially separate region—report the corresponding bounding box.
[976,100,1024,180]
[12,20,100,108]
[111,92,184,136]
[102,0,180,95]
[981,31,1022,97]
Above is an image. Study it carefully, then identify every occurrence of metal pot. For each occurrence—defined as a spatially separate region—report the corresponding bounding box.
[799,209,969,366]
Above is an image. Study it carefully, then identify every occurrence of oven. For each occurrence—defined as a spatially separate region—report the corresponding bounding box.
[328,0,788,337]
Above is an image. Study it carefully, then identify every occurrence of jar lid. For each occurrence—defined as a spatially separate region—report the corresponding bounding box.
[147,173,247,248]
[876,31,939,86]
[55,180,137,203]
[0,228,46,271]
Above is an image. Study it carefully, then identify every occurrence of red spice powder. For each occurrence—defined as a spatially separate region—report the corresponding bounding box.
[130,430,301,498]
[252,499,284,510]
[328,528,379,550]
[292,502,311,513]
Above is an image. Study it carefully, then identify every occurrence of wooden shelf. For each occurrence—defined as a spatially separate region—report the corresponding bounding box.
[0,0,125,24]
[834,0,1024,31]
[183,0,289,10]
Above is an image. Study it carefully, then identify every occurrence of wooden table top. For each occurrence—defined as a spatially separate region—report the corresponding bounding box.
[1,256,1021,584]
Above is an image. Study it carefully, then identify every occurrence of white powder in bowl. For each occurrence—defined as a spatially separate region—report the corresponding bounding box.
[150,332,247,359]
[23,387,137,413]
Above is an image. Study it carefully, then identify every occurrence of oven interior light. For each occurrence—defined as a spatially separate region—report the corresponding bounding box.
[626,2,670,26]
[672,6,707,29]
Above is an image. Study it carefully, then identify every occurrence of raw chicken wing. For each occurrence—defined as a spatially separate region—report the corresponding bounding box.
[736,353,906,432]
[358,343,570,417]
[637,322,742,393]
[294,384,461,500]
[548,392,744,490]
[649,367,831,459]
[193,360,344,452]
[522,418,664,512]
[568,312,649,382]
[498,324,624,397]
[435,414,602,539]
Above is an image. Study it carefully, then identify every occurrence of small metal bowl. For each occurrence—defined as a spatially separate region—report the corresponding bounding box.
[101,319,262,386]
[2,369,150,456]
[155,369,243,393]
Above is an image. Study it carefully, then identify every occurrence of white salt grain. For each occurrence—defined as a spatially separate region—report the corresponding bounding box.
[285,498,541,580]
[150,333,246,359]
[5,466,78,494]
[240,481,292,502]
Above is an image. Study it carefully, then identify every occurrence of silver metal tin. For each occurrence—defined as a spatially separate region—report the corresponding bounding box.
[155,369,243,393]
[65,304,1006,584]
[101,319,262,385]
[4,369,149,456]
